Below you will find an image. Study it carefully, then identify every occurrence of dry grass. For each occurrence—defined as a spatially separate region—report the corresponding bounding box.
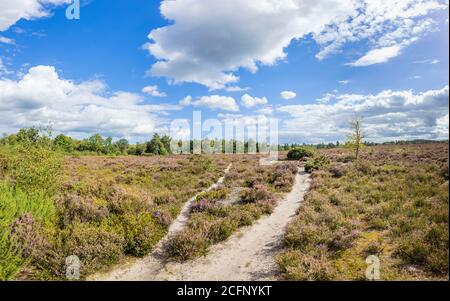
[277,143,449,281]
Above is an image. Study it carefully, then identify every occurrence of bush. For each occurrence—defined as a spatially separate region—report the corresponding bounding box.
[0,231,23,280]
[287,147,315,161]
[106,187,151,215]
[207,218,238,243]
[190,199,220,213]
[164,229,209,261]
[329,164,347,178]
[121,213,166,257]
[9,213,50,259]
[269,164,298,191]
[152,210,173,228]
[396,225,449,275]
[277,250,336,281]
[305,155,331,173]
[63,223,125,275]
[56,193,109,226]
[9,145,62,196]
[240,185,275,204]
[0,181,57,280]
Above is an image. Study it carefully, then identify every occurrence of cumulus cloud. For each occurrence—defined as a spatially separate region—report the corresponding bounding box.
[0,0,70,32]
[0,65,180,139]
[241,94,268,108]
[280,91,297,100]
[180,95,239,112]
[277,86,449,143]
[145,0,446,89]
[142,85,167,97]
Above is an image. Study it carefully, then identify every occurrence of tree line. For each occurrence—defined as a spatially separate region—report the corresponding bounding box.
[1,126,446,156]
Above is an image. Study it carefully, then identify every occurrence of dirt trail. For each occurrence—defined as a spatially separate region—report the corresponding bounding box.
[91,167,310,281]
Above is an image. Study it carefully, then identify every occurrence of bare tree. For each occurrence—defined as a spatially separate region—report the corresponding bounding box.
[347,118,364,160]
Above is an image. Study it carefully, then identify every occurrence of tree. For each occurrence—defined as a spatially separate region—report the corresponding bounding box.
[54,134,75,152]
[146,134,168,155]
[114,139,129,154]
[16,128,40,144]
[346,118,364,160]
[161,135,172,154]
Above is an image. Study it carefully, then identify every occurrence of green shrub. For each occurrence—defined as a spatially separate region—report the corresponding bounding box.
[0,181,57,280]
[287,147,315,161]
[63,223,125,275]
[0,145,62,196]
[305,155,331,173]
[0,231,23,281]
[121,213,166,257]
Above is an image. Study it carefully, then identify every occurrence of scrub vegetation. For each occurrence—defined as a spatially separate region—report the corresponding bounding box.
[0,131,231,280]
[277,143,449,281]
[1,128,448,281]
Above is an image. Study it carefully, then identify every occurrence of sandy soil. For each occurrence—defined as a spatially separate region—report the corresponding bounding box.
[91,167,311,281]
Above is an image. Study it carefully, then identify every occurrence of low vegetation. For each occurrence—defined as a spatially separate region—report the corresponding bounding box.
[164,157,299,261]
[0,139,231,280]
[277,143,449,280]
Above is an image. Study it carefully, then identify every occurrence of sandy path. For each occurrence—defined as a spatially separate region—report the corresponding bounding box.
[92,167,310,281]
[90,163,232,281]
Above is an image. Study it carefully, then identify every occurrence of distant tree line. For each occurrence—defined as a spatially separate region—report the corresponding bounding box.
[1,127,447,156]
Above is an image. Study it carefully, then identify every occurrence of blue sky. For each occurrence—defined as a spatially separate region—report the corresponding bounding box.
[0,0,449,144]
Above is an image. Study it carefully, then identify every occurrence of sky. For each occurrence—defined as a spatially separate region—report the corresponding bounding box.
[0,0,449,144]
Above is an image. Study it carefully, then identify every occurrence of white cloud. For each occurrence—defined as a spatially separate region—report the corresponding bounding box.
[339,80,350,85]
[241,94,268,108]
[0,65,180,139]
[277,85,449,143]
[180,95,239,112]
[280,90,297,100]
[0,35,15,44]
[145,0,446,89]
[0,0,70,32]
[317,92,337,103]
[225,86,251,92]
[142,85,167,97]
[348,45,402,67]
[413,58,441,64]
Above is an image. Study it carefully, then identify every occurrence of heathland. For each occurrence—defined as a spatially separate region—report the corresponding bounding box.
[0,128,448,280]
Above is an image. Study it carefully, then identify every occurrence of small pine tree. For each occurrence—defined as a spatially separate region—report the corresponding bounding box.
[346,118,364,160]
